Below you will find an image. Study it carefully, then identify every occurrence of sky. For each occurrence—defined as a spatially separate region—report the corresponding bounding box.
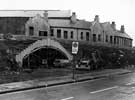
[0,0,135,45]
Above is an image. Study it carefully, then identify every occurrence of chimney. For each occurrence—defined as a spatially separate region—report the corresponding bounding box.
[71,12,77,24]
[94,15,99,22]
[111,21,116,30]
[121,25,125,33]
[43,11,48,21]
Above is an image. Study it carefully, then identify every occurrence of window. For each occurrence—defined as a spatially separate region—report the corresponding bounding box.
[81,32,83,39]
[70,31,73,39]
[44,31,48,36]
[117,37,119,44]
[29,26,34,35]
[110,36,113,44]
[50,29,54,36]
[98,34,101,41]
[93,34,96,42]
[114,37,116,44]
[57,29,61,38]
[64,30,68,39]
[124,39,126,46]
[122,38,124,46]
[106,35,108,42]
[86,32,89,41]
[39,31,48,36]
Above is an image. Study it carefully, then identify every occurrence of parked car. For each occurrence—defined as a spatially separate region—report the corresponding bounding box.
[53,59,70,67]
[75,58,91,70]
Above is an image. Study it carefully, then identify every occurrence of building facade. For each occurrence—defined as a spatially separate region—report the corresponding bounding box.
[0,10,133,67]
[0,10,132,48]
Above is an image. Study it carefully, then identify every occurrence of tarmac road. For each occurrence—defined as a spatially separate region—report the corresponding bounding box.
[0,72,135,100]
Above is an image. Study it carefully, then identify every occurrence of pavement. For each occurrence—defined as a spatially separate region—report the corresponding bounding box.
[0,68,132,94]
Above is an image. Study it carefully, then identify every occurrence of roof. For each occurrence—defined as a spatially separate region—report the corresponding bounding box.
[93,21,132,39]
[0,10,71,18]
[115,31,132,39]
[101,22,114,34]
[49,19,91,29]
[91,21,103,32]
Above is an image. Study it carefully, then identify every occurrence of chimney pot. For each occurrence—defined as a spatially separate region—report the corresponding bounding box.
[121,25,125,33]
[71,12,77,24]
[43,11,48,21]
[94,15,99,22]
[111,21,116,30]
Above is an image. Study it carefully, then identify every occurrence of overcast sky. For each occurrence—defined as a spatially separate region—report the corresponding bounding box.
[0,0,135,45]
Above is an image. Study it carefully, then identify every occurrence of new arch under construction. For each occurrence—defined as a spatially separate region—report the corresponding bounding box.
[15,38,73,68]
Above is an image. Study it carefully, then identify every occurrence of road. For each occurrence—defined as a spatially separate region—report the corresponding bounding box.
[1,72,135,100]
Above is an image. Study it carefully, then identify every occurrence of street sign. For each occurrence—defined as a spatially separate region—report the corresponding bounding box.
[72,41,79,54]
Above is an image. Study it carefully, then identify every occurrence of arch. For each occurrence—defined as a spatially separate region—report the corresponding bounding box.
[15,38,73,66]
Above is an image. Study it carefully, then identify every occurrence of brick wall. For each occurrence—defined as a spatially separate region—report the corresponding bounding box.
[0,17,29,35]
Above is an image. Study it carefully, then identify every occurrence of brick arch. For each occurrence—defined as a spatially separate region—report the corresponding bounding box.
[15,38,73,67]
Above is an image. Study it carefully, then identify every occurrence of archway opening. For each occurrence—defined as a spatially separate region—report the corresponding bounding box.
[22,46,69,69]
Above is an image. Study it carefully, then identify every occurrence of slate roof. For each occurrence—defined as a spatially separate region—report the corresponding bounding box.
[49,19,91,29]
[115,31,132,39]
[101,22,132,39]
[100,22,114,33]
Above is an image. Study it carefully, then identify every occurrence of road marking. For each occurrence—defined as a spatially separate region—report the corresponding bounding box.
[90,86,118,94]
[126,82,135,85]
[61,97,74,100]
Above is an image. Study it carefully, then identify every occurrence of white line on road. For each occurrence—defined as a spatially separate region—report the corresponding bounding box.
[90,86,118,94]
[61,97,74,100]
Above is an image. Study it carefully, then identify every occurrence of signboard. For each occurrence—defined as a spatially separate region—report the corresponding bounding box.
[72,42,79,54]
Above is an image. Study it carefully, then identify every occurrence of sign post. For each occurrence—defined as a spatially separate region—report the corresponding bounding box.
[72,42,79,54]
[72,42,79,80]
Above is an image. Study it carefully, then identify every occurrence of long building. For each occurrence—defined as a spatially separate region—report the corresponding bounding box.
[0,10,133,68]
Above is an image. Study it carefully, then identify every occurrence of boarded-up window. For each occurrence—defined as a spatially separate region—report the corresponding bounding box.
[39,31,47,36]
